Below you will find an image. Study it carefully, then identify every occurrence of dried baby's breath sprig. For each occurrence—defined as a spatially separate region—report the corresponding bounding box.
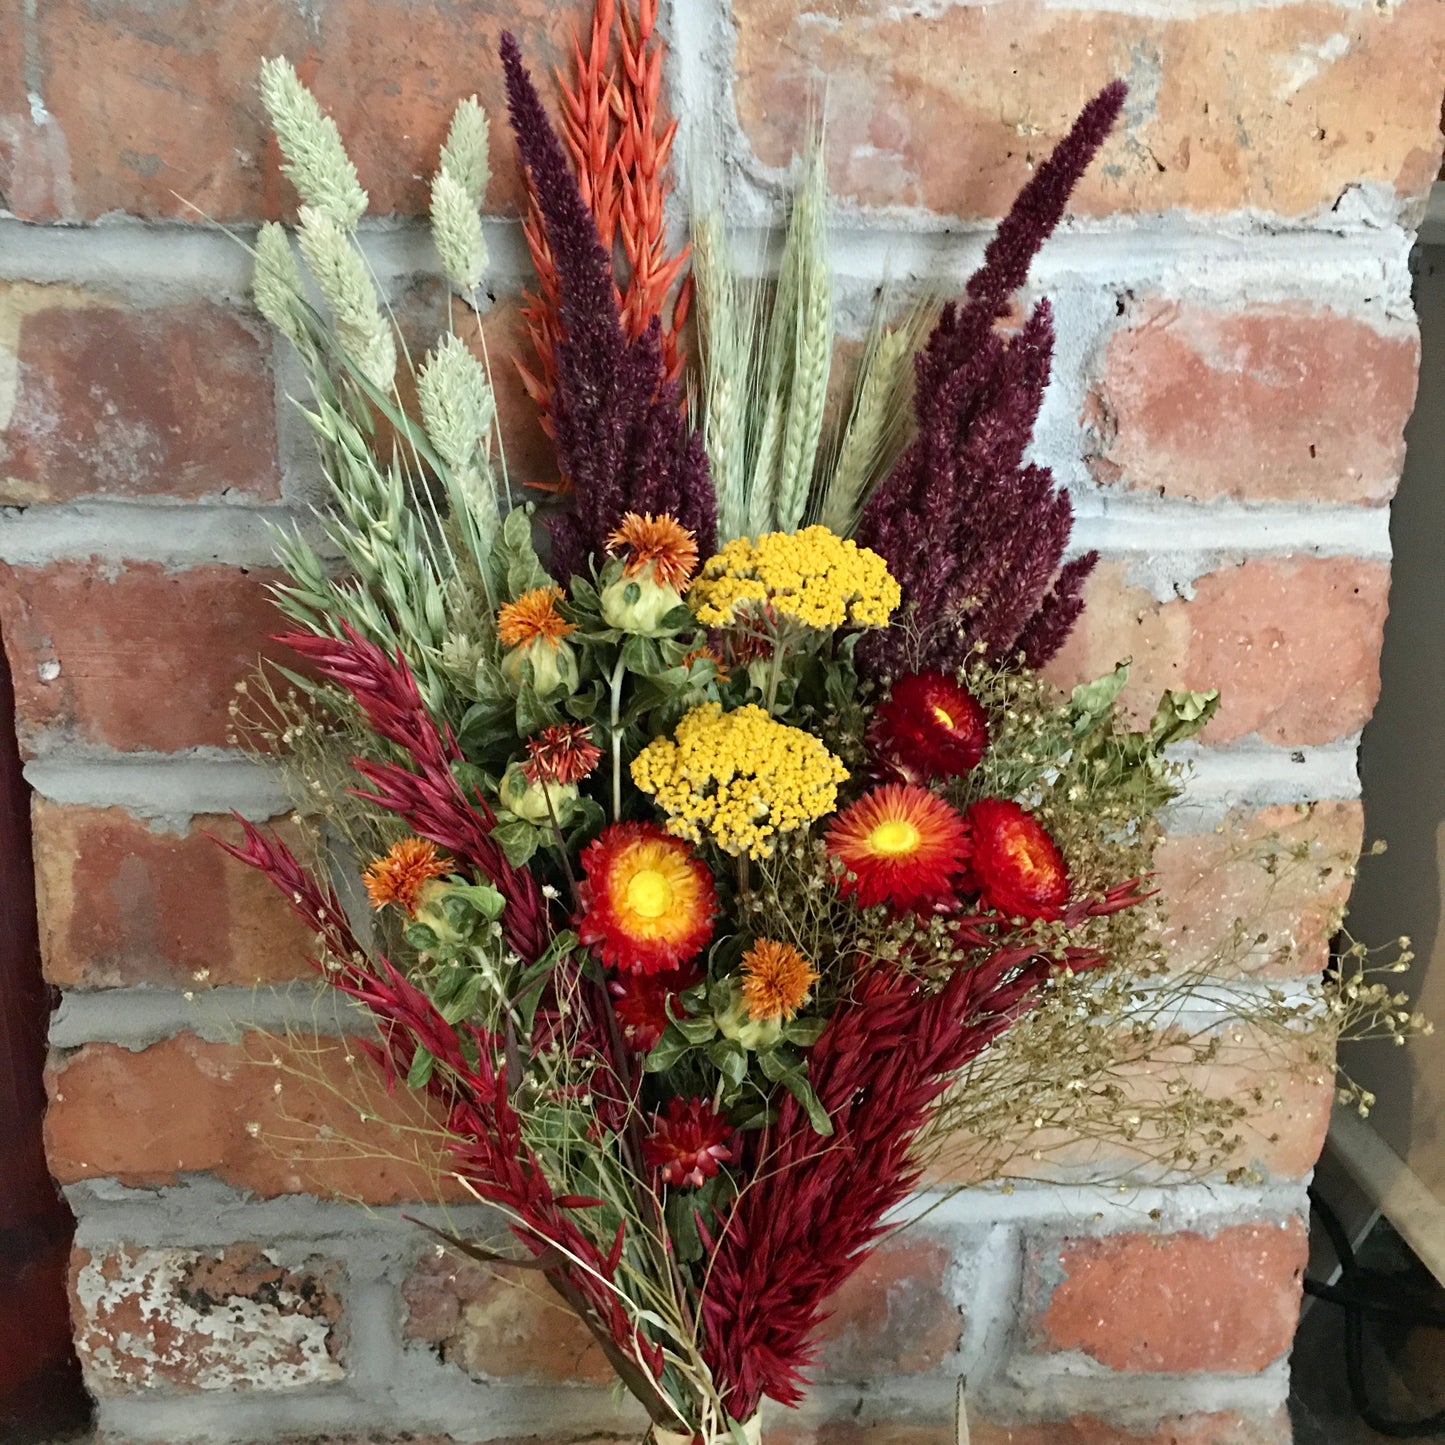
[259,56,367,230]
[296,205,397,390]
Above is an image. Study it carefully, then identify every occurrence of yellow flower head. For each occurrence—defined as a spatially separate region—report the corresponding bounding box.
[688,525,900,632]
[631,703,849,859]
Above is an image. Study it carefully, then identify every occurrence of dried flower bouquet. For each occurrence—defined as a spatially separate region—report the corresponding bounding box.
[219,17,1419,1444]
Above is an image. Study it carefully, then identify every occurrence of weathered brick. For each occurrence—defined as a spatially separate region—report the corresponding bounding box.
[1042,556,1389,746]
[45,1032,460,1203]
[0,559,290,754]
[773,1414,1288,1445]
[732,0,1445,219]
[0,282,279,504]
[25,0,571,222]
[811,1233,962,1381]
[72,1243,344,1393]
[1025,1221,1306,1374]
[1153,802,1364,978]
[32,801,316,989]
[1084,300,1418,506]
[402,1249,608,1384]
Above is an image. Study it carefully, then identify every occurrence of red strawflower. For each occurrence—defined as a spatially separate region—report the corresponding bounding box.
[523,723,603,785]
[643,1096,733,1188]
[576,822,717,975]
[872,671,989,782]
[825,784,970,910]
[609,962,703,1053]
[965,797,1071,920]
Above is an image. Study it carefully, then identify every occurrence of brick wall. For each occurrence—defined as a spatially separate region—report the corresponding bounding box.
[2,1,1442,1442]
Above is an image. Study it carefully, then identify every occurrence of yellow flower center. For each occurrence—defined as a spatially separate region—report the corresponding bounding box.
[868,819,920,856]
[932,704,955,729]
[626,868,674,919]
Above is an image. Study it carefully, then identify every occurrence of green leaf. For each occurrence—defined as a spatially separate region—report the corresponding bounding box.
[782,1016,827,1047]
[671,1012,719,1047]
[706,1038,748,1086]
[447,881,506,920]
[619,633,660,673]
[491,819,540,868]
[441,971,485,1024]
[757,1044,803,1082]
[406,1046,436,1090]
[643,1025,693,1074]
[1071,662,1131,732]
[1149,688,1221,747]
[404,921,440,953]
[781,1069,833,1137]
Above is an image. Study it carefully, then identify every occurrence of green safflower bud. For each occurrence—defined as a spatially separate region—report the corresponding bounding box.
[499,763,578,826]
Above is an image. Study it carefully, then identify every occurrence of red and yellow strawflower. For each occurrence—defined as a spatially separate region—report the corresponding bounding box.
[826,783,969,910]
[740,939,819,1022]
[576,822,717,975]
[965,797,1072,921]
[610,962,703,1053]
[363,837,453,916]
[872,670,989,782]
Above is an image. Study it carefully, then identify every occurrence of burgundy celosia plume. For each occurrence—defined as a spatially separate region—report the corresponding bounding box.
[499,32,716,578]
[699,878,1147,1415]
[857,81,1127,678]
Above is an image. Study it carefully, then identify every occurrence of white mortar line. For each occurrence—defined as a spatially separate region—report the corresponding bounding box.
[24,752,291,819]
[0,493,1395,568]
[48,984,372,1052]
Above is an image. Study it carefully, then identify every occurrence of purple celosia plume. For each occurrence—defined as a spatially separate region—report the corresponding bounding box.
[857,80,1127,679]
[499,32,716,578]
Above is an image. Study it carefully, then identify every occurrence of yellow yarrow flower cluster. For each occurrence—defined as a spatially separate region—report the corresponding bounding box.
[631,703,849,859]
[688,525,901,631]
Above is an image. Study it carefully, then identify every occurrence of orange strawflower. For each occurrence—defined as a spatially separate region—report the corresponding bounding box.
[826,784,969,911]
[363,837,452,915]
[606,512,699,591]
[497,586,575,649]
[576,822,717,975]
[740,939,819,1022]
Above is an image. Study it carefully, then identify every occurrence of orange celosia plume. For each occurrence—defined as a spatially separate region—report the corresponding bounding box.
[518,0,691,480]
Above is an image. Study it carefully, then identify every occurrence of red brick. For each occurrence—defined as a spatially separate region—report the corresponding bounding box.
[72,1243,343,1393]
[45,1032,462,1203]
[811,1233,962,1381]
[402,1249,608,1384]
[773,1414,1288,1445]
[32,801,317,989]
[0,282,279,504]
[1153,803,1364,978]
[1042,556,1389,746]
[1085,300,1418,506]
[732,0,1445,219]
[0,559,291,754]
[25,0,572,223]
[1027,1221,1307,1373]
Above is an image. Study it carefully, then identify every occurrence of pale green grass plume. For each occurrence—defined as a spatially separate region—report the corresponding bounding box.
[259,56,367,230]
[439,96,491,204]
[296,205,397,390]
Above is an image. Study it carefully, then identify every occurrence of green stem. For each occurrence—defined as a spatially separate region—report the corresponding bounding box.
[609,652,628,822]
[763,630,788,716]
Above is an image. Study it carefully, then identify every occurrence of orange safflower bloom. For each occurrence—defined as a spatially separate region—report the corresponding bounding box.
[363,837,452,915]
[740,939,820,1022]
[497,586,575,649]
[605,512,699,592]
